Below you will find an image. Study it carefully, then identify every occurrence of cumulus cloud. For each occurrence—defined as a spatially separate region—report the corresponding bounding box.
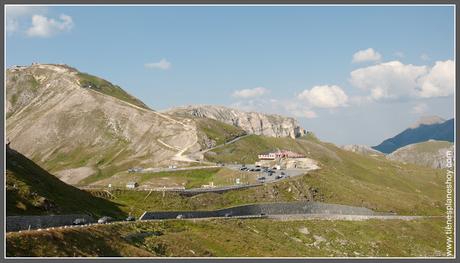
[144,59,172,70]
[349,61,427,100]
[418,60,455,98]
[411,103,429,114]
[6,6,73,37]
[231,98,318,119]
[26,14,73,37]
[284,103,318,119]
[6,18,19,33]
[349,60,454,101]
[297,85,348,108]
[6,5,47,34]
[232,87,269,99]
[352,48,382,63]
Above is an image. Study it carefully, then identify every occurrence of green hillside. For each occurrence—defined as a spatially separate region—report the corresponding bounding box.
[201,135,445,215]
[6,146,125,218]
[195,118,247,146]
[6,218,446,257]
[77,72,150,110]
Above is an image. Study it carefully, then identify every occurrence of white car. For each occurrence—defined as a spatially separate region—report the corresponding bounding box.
[97,216,112,224]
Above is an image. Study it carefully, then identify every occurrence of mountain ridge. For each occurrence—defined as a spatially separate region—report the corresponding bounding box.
[166,104,307,139]
[372,117,454,154]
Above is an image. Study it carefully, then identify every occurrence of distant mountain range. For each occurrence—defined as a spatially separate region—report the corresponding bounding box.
[372,116,454,154]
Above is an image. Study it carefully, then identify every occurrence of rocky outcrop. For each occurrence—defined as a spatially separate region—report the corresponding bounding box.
[409,115,445,129]
[341,145,383,156]
[387,140,454,169]
[166,105,307,139]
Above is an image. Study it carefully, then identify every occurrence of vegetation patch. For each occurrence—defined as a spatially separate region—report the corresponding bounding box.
[77,72,150,110]
[6,218,446,257]
[195,118,246,146]
[6,147,125,218]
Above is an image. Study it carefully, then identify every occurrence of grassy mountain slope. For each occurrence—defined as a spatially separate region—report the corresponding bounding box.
[6,218,446,257]
[195,118,247,147]
[200,135,445,215]
[373,118,454,154]
[77,72,150,110]
[6,64,200,185]
[6,146,124,218]
[387,140,454,169]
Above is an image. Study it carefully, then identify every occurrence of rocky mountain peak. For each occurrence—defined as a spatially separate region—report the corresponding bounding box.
[166,104,307,139]
[409,115,446,129]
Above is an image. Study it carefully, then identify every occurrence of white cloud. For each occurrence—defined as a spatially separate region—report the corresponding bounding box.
[420,53,430,61]
[6,18,19,33]
[284,103,318,119]
[349,61,428,100]
[144,59,172,70]
[26,14,74,37]
[297,85,348,108]
[411,103,428,114]
[6,5,47,34]
[231,98,318,119]
[418,60,455,98]
[349,60,454,101]
[352,48,382,63]
[232,87,269,99]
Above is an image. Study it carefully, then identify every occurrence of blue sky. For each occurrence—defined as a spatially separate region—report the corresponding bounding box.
[6,5,455,145]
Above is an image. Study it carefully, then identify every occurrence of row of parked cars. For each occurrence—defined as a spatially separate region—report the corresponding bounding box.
[72,215,136,225]
[239,165,287,183]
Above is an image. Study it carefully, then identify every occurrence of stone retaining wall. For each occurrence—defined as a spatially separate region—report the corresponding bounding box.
[140,201,376,220]
[6,214,94,232]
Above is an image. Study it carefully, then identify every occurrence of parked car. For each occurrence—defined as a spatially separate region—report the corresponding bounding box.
[255,168,261,172]
[249,168,255,172]
[275,175,283,179]
[257,176,266,181]
[72,218,87,225]
[97,216,112,224]
[125,216,136,221]
[280,172,286,175]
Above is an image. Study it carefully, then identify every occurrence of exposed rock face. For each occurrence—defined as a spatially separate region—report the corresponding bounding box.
[341,145,383,156]
[166,105,307,139]
[6,64,200,184]
[387,140,454,169]
[409,115,445,129]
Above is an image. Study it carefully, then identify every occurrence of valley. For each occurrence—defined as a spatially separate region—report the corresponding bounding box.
[4,63,454,258]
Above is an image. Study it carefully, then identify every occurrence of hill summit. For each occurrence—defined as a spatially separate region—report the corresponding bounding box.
[373,116,454,154]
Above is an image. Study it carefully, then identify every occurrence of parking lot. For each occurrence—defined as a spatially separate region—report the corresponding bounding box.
[227,164,308,184]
